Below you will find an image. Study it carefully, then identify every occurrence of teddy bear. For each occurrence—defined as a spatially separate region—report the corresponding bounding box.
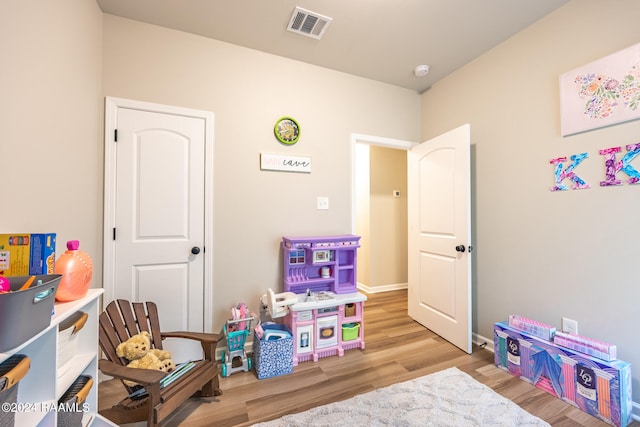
[116,331,172,362]
[158,357,176,374]
[116,331,175,386]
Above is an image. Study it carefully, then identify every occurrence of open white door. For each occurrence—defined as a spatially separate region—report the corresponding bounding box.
[407,124,472,353]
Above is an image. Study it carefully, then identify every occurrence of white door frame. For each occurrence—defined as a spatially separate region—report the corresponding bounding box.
[350,133,418,233]
[103,96,215,333]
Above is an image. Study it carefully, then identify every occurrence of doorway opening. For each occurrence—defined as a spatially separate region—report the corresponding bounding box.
[351,134,417,293]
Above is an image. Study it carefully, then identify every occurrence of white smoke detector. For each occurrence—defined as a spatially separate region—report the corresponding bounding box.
[414,65,430,77]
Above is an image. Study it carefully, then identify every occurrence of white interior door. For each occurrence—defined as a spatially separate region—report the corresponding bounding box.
[104,97,214,363]
[407,124,472,353]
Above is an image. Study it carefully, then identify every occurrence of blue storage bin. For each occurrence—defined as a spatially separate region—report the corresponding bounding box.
[252,324,293,380]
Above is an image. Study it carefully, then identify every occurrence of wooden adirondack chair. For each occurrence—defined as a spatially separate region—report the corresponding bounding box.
[98,299,223,427]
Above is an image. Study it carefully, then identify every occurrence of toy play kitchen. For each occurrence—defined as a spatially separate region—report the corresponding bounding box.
[263,235,367,365]
[281,234,360,295]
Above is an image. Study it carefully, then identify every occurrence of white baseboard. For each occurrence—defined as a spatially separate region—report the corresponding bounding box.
[473,332,493,352]
[357,282,407,294]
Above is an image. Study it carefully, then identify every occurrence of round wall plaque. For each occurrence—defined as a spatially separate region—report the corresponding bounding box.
[274,117,300,145]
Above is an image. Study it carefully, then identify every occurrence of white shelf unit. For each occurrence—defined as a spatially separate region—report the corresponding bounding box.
[0,289,116,426]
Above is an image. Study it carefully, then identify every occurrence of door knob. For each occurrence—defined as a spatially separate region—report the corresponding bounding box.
[455,245,466,253]
[191,246,201,255]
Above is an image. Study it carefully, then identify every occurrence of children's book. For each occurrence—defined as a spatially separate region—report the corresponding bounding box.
[128,361,196,399]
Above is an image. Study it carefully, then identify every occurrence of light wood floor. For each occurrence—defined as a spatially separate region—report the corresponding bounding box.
[99,290,637,426]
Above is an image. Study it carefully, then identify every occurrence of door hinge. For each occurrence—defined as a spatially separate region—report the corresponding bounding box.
[112,227,116,241]
[114,129,118,142]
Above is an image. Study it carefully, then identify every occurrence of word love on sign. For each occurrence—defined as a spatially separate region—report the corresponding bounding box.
[260,152,311,173]
[550,143,640,191]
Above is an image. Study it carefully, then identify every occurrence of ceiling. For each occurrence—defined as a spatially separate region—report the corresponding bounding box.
[96,0,569,94]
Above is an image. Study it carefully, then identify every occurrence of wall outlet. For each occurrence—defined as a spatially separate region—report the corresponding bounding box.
[317,196,329,210]
[562,317,578,335]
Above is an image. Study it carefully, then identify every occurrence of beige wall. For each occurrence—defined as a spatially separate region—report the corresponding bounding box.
[355,145,408,291]
[1,1,104,283]
[355,144,371,286]
[369,146,407,288]
[421,0,640,402]
[102,15,421,328]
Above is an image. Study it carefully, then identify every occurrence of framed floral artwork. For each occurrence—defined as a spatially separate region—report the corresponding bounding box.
[560,43,640,136]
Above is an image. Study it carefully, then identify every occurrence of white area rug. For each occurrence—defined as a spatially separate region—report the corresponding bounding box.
[252,367,550,427]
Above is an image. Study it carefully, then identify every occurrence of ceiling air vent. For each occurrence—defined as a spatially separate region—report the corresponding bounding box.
[287,7,332,40]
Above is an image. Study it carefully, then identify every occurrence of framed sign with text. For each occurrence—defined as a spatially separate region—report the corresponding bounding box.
[260,153,311,173]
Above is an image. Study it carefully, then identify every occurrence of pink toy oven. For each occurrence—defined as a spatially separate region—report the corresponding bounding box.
[285,292,366,366]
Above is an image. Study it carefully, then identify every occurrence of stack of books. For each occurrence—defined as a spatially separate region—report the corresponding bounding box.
[128,361,196,399]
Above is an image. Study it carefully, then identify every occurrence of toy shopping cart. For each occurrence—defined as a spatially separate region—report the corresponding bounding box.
[221,317,254,377]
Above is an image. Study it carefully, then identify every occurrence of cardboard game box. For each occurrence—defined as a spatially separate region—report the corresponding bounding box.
[494,321,632,427]
[29,233,56,275]
[0,233,56,277]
